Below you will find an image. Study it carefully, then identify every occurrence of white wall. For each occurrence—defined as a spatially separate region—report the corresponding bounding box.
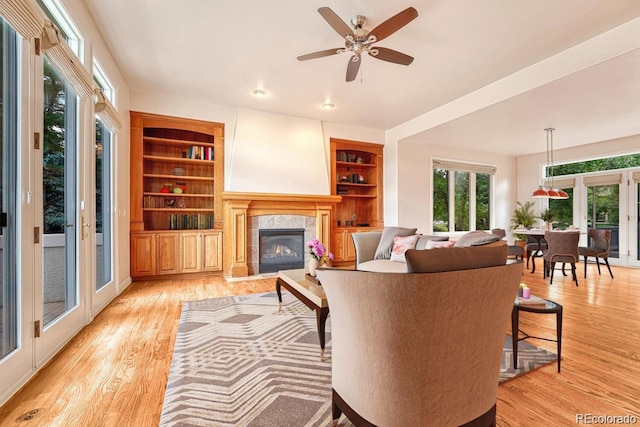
[395,139,518,236]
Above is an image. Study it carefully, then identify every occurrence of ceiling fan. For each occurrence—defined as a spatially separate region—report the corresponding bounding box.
[297,6,418,82]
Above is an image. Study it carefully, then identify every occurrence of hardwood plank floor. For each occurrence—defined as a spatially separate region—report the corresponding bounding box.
[0,264,638,426]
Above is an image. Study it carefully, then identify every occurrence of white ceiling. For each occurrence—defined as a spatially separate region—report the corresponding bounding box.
[83,0,640,156]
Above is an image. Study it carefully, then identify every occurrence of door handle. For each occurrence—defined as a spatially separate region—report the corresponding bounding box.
[81,216,90,240]
[63,223,74,228]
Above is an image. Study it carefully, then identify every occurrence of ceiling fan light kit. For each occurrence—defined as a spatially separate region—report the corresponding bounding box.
[297,6,418,82]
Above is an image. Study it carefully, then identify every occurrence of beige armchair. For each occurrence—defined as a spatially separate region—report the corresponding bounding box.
[316,247,521,426]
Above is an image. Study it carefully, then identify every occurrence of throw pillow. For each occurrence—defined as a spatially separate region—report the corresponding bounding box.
[374,226,418,259]
[389,234,421,263]
[415,234,449,249]
[426,240,455,249]
[405,245,509,273]
[453,230,500,247]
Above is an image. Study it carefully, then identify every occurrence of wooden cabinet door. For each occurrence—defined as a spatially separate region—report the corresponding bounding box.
[131,233,156,277]
[332,230,346,262]
[156,233,180,275]
[180,232,202,273]
[344,231,357,261]
[202,231,222,271]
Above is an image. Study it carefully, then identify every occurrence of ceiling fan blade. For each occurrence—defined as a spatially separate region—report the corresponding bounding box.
[346,56,361,82]
[297,48,342,61]
[370,47,414,65]
[368,7,418,43]
[318,7,354,39]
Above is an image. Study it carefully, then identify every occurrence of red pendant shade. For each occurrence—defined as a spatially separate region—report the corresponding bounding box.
[531,128,569,200]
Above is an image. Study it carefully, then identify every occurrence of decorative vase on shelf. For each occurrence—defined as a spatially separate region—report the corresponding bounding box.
[308,258,319,277]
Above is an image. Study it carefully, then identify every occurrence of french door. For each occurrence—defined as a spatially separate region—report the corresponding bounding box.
[92,118,116,312]
[0,19,30,403]
[585,182,620,260]
[629,172,640,267]
[33,55,85,365]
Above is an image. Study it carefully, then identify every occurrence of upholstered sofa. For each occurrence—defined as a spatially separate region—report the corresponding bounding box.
[352,227,504,273]
[316,245,522,426]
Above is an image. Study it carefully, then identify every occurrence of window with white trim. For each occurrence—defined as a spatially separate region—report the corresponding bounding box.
[433,159,495,233]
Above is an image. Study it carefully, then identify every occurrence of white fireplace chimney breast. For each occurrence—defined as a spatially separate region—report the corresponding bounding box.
[228,108,329,195]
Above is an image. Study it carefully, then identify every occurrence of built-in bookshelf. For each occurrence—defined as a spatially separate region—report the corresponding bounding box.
[130,112,224,277]
[330,138,384,264]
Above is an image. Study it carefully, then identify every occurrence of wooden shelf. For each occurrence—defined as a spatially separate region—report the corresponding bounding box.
[143,173,214,181]
[337,194,377,199]
[330,138,384,265]
[336,160,376,167]
[143,155,215,165]
[143,208,214,212]
[337,182,376,187]
[143,135,215,148]
[144,192,214,198]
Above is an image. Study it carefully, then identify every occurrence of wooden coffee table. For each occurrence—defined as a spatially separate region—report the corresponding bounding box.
[276,269,329,360]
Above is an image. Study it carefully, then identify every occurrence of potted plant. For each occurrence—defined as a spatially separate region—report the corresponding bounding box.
[538,208,554,230]
[510,201,537,242]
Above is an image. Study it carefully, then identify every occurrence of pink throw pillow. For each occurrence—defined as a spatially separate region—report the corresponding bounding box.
[426,240,455,249]
[390,234,421,263]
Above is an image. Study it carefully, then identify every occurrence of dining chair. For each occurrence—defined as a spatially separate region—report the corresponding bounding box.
[491,228,524,260]
[578,228,613,279]
[543,231,580,286]
[525,234,547,269]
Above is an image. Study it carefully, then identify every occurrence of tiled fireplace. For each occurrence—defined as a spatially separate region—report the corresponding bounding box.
[222,192,341,277]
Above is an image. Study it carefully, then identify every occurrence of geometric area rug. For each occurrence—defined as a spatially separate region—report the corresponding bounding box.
[160,292,557,426]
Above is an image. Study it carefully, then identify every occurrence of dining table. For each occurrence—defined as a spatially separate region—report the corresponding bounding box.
[515,228,581,274]
[516,229,546,273]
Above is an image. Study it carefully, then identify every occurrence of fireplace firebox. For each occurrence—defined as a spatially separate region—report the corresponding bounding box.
[258,228,305,273]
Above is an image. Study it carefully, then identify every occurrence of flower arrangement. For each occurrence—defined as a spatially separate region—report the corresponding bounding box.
[306,238,334,264]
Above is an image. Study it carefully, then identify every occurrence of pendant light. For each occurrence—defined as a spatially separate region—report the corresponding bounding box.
[531,128,569,199]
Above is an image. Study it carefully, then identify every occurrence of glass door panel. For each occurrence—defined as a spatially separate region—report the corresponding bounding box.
[586,184,619,259]
[549,188,574,229]
[95,119,112,291]
[42,56,77,326]
[1,19,18,361]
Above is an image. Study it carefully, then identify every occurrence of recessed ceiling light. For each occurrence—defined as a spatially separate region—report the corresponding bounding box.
[252,89,268,97]
[321,102,335,110]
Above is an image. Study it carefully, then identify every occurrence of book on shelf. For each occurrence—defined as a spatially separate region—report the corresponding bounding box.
[188,145,214,160]
[167,213,214,230]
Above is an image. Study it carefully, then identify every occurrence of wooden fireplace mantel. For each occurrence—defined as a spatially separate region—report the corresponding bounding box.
[222,192,342,277]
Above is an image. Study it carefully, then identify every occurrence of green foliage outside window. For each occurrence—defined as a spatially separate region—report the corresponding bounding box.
[43,58,66,234]
[433,169,449,232]
[454,171,469,231]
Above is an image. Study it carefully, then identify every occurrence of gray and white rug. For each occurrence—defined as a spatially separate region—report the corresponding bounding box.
[160,292,557,426]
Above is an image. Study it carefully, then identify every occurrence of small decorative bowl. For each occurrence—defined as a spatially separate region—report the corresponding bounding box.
[173,167,185,176]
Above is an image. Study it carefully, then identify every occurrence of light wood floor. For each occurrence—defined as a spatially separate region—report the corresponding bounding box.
[0,263,638,426]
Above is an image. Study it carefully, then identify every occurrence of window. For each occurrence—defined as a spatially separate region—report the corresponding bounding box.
[550,153,640,176]
[548,188,574,229]
[37,0,83,59]
[1,17,19,360]
[433,160,495,233]
[42,54,78,325]
[95,118,112,290]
